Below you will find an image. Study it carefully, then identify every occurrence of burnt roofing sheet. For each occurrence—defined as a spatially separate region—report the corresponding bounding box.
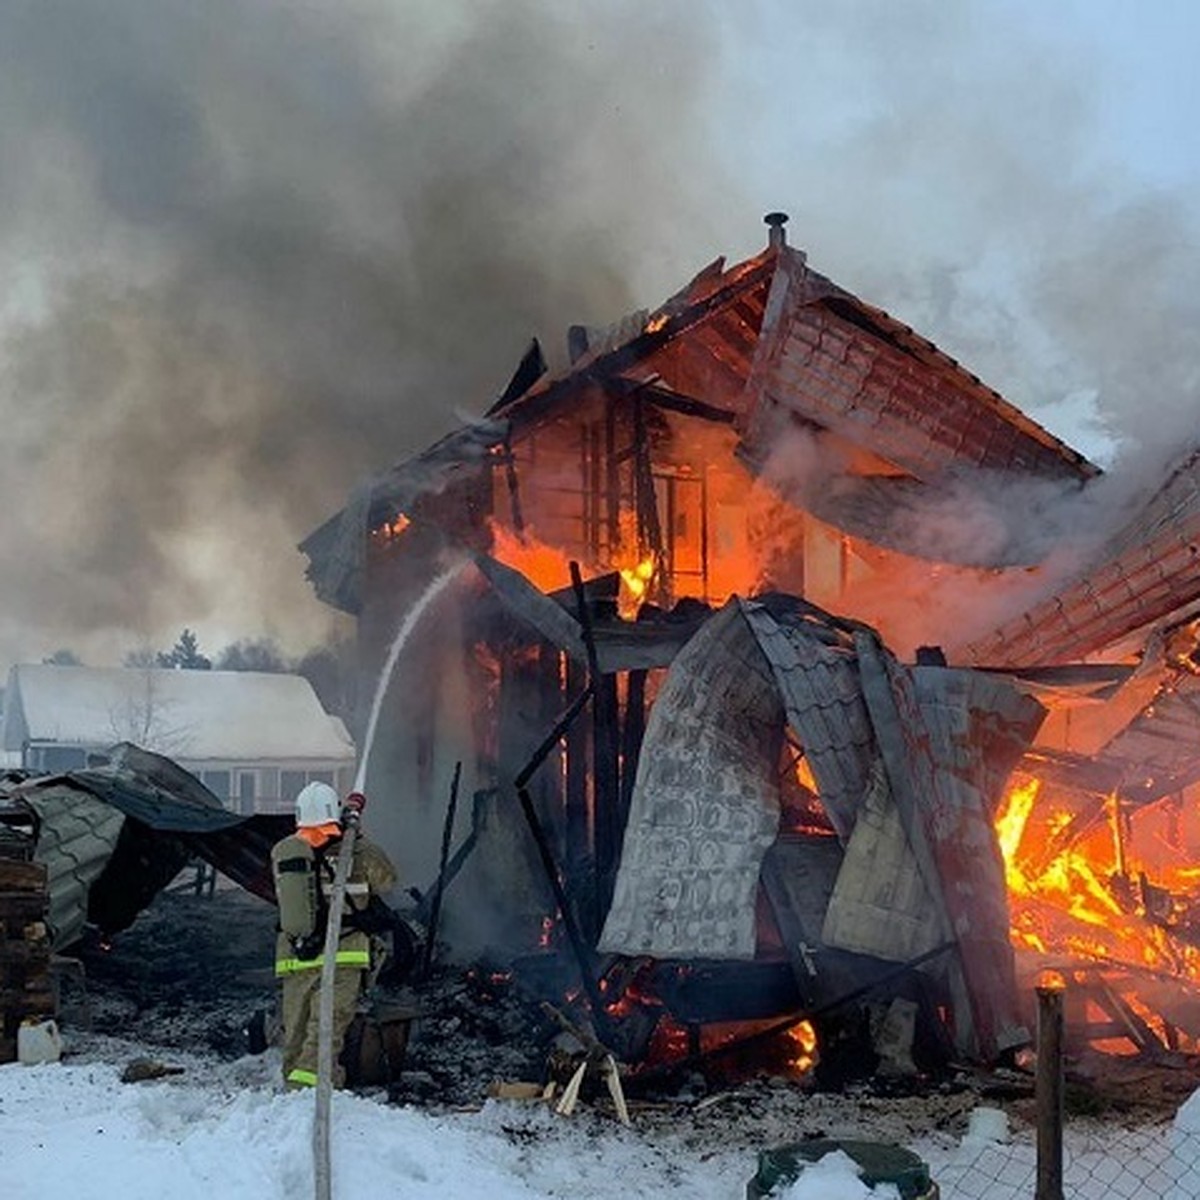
[741,249,1096,487]
[961,447,1200,666]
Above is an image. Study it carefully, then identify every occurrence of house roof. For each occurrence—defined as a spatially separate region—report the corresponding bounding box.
[3,665,354,762]
[302,232,1099,611]
[960,447,1200,667]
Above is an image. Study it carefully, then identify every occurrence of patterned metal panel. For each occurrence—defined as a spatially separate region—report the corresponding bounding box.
[599,601,783,959]
[823,757,951,962]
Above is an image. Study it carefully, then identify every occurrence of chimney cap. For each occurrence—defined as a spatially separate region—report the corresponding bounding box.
[764,211,789,249]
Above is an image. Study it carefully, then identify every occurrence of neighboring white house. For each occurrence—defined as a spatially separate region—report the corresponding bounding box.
[1,664,356,814]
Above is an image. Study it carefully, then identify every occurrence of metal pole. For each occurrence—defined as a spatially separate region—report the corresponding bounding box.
[313,815,359,1200]
[1035,983,1066,1200]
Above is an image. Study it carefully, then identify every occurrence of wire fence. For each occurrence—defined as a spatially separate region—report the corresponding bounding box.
[926,1121,1199,1199]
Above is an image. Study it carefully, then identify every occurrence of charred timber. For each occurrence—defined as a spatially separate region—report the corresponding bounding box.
[421,761,462,979]
[570,562,621,918]
[516,783,614,1047]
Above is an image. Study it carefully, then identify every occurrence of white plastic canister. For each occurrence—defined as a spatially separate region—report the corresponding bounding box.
[17,1017,63,1065]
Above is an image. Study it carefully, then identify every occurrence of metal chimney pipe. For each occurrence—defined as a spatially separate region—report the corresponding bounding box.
[764,211,789,249]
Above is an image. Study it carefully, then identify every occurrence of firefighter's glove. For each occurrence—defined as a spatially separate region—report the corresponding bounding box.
[341,791,366,827]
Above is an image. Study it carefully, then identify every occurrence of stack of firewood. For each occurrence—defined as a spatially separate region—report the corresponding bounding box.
[0,858,53,1062]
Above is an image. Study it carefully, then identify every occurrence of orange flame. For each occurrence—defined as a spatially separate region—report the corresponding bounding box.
[617,556,656,617]
[488,522,573,593]
[374,512,411,542]
[996,775,1200,988]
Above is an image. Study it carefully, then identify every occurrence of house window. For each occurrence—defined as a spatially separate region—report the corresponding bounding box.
[281,770,306,804]
[34,746,88,773]
[259,767,280,805]
[203,771,231,803]
[308,770,333,788]
[237,772,257,813]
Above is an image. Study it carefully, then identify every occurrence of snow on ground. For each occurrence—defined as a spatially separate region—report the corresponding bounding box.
[3,1033,1200,1200]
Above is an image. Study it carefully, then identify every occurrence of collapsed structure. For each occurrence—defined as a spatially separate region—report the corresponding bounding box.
[292,213,1200,1075]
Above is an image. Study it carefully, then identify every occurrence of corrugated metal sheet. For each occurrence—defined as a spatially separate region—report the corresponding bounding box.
[599,593,1043,1060]
[822,756,951,962]
[738,596,873,839]
[22,783,124,949]
[961,448,1200,666]
[599,601,783,960]
[8,747,293,947]
[855,638,1043,1057]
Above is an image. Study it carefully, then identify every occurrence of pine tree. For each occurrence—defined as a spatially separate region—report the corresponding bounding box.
[157,628,212,670]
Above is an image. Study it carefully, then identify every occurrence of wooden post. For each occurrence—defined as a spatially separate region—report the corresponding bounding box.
[565,655,594,938]
[516,783,614,1047]
[619,669,646,835]
[569,562,619,923]
[421,761,462,978]
[1036,984,1065,1200]
[1109,789,1127,880]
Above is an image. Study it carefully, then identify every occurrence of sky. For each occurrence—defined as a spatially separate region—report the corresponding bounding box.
[3,1036,1199,1199]
[0,0,1198,672]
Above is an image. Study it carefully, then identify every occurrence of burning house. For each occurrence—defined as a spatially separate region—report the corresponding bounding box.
[298,213,1200,1079]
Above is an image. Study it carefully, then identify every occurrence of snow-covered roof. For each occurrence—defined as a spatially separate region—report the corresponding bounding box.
[2,665,354,762]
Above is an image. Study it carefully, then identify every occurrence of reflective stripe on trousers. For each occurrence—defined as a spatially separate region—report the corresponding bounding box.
[287,1068,318,1088]
[275,948,370,976]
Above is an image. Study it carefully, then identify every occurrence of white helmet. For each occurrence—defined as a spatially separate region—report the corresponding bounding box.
[295,781,339,828]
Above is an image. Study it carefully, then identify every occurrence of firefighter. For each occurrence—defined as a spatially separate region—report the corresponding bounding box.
[270,781,397,1090]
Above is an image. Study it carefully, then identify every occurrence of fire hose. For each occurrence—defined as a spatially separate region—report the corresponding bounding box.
[312,805,360,1200]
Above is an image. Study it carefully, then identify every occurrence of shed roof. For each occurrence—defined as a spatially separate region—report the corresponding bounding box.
[3,665,354,762]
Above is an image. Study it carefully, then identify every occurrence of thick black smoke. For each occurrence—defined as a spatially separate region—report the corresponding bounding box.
[0,0,727,664]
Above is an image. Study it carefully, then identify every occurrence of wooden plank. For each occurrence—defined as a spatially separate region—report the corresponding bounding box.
[0,940,52,964]
[0,893,49,919]
[0,861,47,891]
